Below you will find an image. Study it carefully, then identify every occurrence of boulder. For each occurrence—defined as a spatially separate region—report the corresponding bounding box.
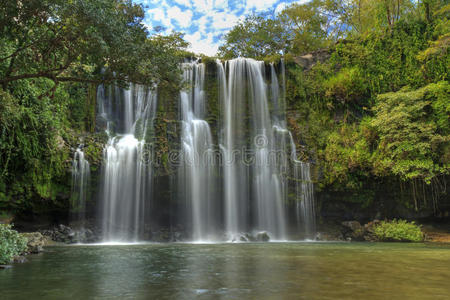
[363,220,381,242]
[13,256,27,263]
[0,265,12,269]
[244,233,256,242]
[294,49,331,71]
[21,232,45,253]
[255,231,270,242]
[341,221,365,241]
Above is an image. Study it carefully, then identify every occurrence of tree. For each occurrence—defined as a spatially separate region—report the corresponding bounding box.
[280,0,335,54]
[0,0,187,92]
[218,12,289,59]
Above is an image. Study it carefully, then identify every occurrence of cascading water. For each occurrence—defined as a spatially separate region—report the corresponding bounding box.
[70,147,90,225]
[93,58,314,242]
[97,84,157,241]
[270,61,316,238]
[294,161,316,238]
[179,61,217,241]
[217,58,287,240]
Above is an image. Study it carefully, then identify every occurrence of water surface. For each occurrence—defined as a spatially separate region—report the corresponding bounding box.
[1,242,449,299]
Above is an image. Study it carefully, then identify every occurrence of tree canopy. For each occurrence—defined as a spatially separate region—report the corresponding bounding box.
[0,0,187,91]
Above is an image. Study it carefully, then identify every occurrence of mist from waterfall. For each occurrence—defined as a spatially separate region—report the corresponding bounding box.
[97,84,157,241]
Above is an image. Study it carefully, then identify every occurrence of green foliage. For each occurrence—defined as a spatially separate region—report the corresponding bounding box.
[280,0,333,54]
[321,120,375,189]
[0,0,187,88]
[0,0,188,215]
[218,12,289,59]
[324,67,368,106]
[371,82,450,183]
[277,0,449,212]
[0,224,28,264]
[0,88,71,210]
[373,219,424,242]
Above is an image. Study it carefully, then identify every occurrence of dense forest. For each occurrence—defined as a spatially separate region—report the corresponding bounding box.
[0,0,449,223]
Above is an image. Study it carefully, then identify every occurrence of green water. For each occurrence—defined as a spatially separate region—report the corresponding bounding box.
[1,242,449,299]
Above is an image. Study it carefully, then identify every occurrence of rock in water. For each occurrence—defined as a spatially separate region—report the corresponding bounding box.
[0,265,12,269]
[256,232,270,242]
[341,221,365,241]
[22,232,45,253]
[13,256,27,263]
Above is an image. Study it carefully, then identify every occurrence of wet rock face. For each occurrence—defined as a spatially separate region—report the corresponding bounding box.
[21,232,46,253]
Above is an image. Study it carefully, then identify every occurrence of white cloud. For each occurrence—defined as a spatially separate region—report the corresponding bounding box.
[185,32,219,56]
[173,0,192,7]
[214,0,228,10]
[147,7,173,29]
[167,6,193,28]
[210,11,240,30]
[195,15,211,34]
[245,0,279,11]
[192,0,213,13]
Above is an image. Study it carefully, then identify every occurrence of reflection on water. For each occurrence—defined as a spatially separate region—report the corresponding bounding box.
[1,243,450,299]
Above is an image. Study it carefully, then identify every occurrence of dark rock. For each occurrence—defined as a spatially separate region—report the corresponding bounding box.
[13,256,27,263]
[294,49,331,71]
[342,221,362,232]
[363,220,381,242]
[239,235,248,242]
[341,221,365,241]
[0,265,12,269]
[244,233,256,242]
[255,231,270,242]
[22,232,45,253]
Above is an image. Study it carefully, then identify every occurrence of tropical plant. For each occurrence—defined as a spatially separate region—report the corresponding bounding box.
[373,219,424,242]
[0,224,28,264]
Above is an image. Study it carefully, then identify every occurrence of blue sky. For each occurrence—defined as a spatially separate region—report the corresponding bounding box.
[134,0,307,56]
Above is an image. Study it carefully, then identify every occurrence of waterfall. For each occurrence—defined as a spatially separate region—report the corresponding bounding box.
[295,161,316,238]
[217,58,287,240]
[274,59,316,238]
[71,147,90,226]
[93,58,315,242]
[179,61,217,241]
[97,84,157,241]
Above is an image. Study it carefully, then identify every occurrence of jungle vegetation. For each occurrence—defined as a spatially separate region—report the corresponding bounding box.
[0,0,448,218]
[220,0,449,215]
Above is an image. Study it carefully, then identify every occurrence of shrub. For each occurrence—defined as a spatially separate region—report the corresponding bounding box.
[373,219,424,242]
[0,224,28,264]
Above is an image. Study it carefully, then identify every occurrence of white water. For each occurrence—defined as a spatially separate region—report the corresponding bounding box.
[71,147,90,225]
[179,61,217,241]
[217,58,288,240]
[270,61,316,238]
[98,84,157,241]
[93,58,315,242]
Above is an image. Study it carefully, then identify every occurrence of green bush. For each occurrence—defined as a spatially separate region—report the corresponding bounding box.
[374,219,424,242]
[0,224,28,264]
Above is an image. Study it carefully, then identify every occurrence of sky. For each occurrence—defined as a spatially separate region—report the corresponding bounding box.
[134,0,308,56]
